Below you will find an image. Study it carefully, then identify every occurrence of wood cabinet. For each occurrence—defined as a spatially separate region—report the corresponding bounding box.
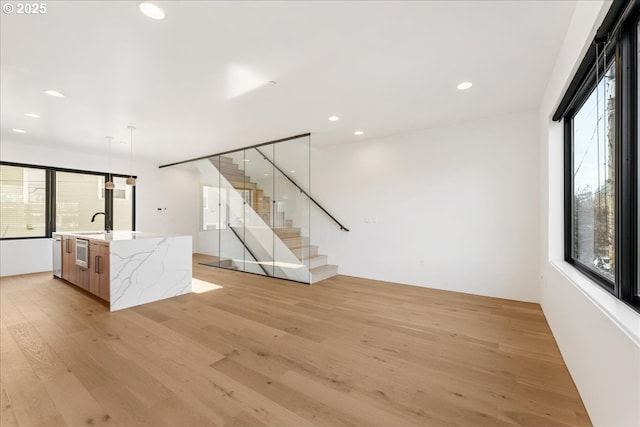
[61,236,76,284]
[89,241,110,302]
[76,263,90,291]
[60,236,110,302]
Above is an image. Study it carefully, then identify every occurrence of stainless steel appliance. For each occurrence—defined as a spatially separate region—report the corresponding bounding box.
[75,238,89,269]
[52,234,62,278]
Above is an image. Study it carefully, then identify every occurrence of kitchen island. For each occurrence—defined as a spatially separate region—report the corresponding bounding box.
[55,231,192,311]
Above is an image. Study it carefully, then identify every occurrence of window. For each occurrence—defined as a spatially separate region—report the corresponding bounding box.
[558,1,639,310]
[56,171,106,232]
[0,165,47,238]
[571,62,616,283]
[112,177,134,231]
[0,162,136,239]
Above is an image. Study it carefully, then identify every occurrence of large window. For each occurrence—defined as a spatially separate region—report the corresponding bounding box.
[572,62,616,282]
[56,171,106,232]
[0,162,136,239]
[0,165,47,238]
[559,1,639,310]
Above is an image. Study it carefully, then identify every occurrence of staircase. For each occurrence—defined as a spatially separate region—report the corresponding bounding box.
[215,156,338,284]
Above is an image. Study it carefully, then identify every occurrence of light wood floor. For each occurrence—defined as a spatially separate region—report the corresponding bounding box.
[1,254,591,427]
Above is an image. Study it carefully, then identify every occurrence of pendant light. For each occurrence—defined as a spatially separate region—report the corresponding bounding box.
[126,125,136,186]
[105,136,115,190]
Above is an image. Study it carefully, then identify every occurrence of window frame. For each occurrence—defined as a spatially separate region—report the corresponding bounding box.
[0,163,51,239]
[0,161,136,240]
[561,1,639,312]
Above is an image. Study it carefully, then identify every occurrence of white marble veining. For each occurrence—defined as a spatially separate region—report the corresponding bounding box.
[109,235,192,311]
[56,231,192,311]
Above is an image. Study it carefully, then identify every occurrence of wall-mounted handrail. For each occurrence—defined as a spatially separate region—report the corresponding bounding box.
[254,147,349,232]
[227,223,271,276]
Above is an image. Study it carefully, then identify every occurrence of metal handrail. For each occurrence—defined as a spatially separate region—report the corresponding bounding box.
[227,223,271,276]
[254,147,349,232]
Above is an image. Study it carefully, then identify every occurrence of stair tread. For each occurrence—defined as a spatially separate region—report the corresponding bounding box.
[274,227,301,235]
[310,264,338,273]
[283,242,310,248]
[281,237,311,249]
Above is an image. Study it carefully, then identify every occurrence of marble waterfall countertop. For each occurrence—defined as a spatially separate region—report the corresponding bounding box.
[57,231,193,311]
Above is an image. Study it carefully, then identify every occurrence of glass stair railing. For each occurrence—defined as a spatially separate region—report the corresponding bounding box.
[172,133,347,284]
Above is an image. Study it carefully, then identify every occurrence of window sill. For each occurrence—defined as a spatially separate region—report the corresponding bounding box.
[550,260,640,347]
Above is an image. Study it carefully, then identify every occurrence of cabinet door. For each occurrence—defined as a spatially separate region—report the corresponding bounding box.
[62,237,77,284]
[76,265,90,291]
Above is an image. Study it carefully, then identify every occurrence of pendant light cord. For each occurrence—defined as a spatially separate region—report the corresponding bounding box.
[126,126,136,186]
[107,136,112,182]
[129,126,133,178]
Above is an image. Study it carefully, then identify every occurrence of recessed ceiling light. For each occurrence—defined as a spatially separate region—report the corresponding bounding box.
[44,90,64,98]
[290,170,295,174]
[328,116,340,122]
[12,129,27,134]
[456,81,473,90]
[263,173,269,176]
[243,159,250,162]
[354,130,364,136]
[139,2,165,20]
[25,113,41,118]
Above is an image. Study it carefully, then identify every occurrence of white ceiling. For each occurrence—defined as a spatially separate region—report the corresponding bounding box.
[1,1,577,165]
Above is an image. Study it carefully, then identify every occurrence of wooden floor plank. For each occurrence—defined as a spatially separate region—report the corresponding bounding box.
[0,261,592,427]
[7,322,68,383]
[43,372,115,427]
[0,384,20,427]
[0,327,66,427]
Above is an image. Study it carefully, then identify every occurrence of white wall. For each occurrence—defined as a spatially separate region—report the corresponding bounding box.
[0,139,199,277]
[0,238,53,277]
[539,1,640,426]
[311,110,540,303]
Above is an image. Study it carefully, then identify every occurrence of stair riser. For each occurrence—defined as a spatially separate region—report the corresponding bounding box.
[311,265,338,284]
[291,246,318,259]
[225,181,258,190]
[274,228,301,238]
[308,255,328,269]
[282,237,310,249]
